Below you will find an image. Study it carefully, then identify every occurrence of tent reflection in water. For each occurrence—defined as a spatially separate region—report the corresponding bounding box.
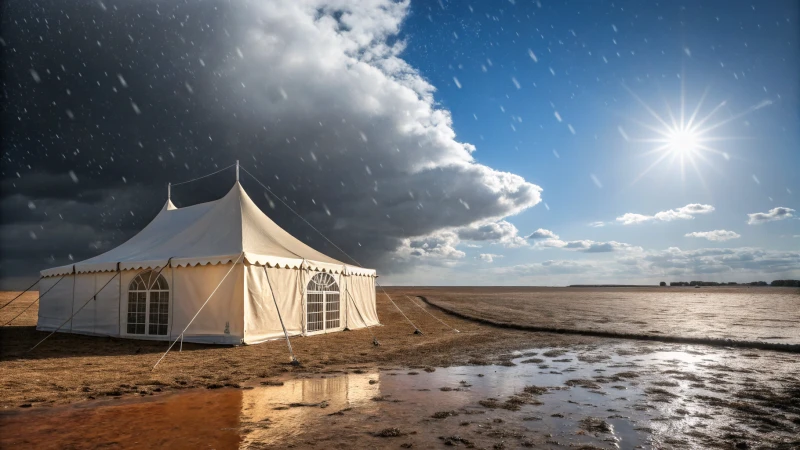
[36,179,379,345]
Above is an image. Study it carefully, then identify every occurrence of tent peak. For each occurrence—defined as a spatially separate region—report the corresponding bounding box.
[163,199,177,211]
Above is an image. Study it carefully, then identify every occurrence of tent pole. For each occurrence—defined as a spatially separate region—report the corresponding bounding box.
[70,266,75,333]
[263,266,300,366]
[117,263,122,336]
[235,160,239,182]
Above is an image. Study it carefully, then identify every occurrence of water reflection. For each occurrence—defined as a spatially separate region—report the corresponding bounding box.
[240,372,379,447]
[2,344,787,449]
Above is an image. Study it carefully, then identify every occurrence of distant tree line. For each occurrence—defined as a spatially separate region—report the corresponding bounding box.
[666,280,799,287]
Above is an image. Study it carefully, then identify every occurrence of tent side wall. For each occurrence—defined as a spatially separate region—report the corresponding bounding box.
[242,264,304,345]
[37,274,76,332]
[37,272,121,336]
[37,262,245,345]
[344,275,379,329]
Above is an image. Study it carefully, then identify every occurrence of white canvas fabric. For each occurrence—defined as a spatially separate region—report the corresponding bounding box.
[37,182,379,344]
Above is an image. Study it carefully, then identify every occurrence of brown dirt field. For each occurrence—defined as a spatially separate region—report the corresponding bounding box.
[414,286,800,345]
[0,289,596,409]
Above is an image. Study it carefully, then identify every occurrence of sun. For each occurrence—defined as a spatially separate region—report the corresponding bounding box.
[667,127,700,155]
[621,83,772,184]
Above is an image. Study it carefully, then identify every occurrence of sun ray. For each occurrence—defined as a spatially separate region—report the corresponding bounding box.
[694,99,773,135]
[686,86,711,130]
[624,83,771,185]
[622,84,674,131]
[630,148,674,185]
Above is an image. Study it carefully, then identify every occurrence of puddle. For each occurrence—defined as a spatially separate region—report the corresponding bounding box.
[2,344,796,449]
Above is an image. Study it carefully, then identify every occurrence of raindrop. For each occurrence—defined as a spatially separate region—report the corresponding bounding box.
[527,49,538,62]
[69,170,79,183]
[453,77,462,88]
[30,69,41,83]
[117,74,128,88]
[590,174,603,188]
[131,101,141,114]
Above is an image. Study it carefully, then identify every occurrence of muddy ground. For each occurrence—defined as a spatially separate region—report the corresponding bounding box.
[0,289,593,408]
[2,287,799,449]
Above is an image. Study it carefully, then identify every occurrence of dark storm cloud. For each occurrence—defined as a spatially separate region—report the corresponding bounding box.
[1,0,542,286]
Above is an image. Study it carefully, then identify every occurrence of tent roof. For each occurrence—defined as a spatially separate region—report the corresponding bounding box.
[42,182,375,277]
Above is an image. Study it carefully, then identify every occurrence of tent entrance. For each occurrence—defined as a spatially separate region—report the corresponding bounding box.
[305,273,341,334]
[125,270,170,337]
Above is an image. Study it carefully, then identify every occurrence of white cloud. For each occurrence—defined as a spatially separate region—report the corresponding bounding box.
[685,230,741,241]
[479,253,503,263]
[457,220,528,248]
[588,221,605,228]
[616,203,715,225]
[534,238,641,253]
[747,207,795,225]
[394,230,465,265]
[526,228,559,240]
[644,247,800,276]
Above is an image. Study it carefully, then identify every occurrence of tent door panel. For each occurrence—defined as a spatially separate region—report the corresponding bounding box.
[325,293,340,330]
[307,293,324,332]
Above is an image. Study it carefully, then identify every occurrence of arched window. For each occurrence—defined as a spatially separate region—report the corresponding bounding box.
[306,273,340,333]
[127,270,169,336]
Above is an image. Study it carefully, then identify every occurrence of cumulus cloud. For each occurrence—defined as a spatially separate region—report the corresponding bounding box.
[685,230,741,241]
[526,228,559,240]
[747,207,795,225]
[457,220,528,248]
[394,230,465,266]
[616,204,715,225]
[1,0,543,283]
[533,237,641,253]
[479,253,503,263]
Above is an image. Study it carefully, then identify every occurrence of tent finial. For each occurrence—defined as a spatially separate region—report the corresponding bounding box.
[236,160,239,182]
[167,182,171,200]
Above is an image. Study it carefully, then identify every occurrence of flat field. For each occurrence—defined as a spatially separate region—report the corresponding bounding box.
[415,286,800,345]
[1,287,799,449]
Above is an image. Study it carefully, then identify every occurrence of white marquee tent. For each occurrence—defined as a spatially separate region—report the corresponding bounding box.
[36,179,379,345]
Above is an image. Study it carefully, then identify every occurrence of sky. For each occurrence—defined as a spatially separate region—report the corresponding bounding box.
[1,0,798,288]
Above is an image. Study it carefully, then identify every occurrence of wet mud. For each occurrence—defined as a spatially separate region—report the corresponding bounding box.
[2,343,798,449]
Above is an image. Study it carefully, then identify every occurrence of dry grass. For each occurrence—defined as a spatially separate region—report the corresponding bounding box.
[0,289,594,408]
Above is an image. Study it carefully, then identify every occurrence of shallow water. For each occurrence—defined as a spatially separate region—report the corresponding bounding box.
[2,343,797,449]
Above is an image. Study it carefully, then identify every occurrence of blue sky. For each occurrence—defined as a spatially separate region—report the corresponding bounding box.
[380,0,799,284]
[1,0,797,287]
